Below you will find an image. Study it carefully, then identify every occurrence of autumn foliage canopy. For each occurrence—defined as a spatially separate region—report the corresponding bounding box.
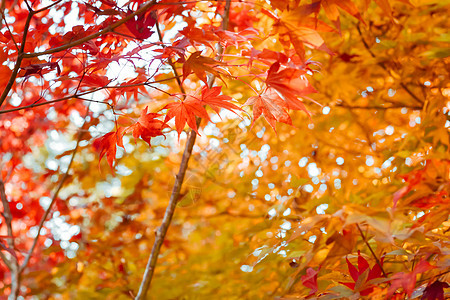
[0,0,449,298]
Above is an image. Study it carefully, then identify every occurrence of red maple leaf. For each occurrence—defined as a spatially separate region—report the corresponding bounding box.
[265,62,317,112]
[126,107,168,146]
[125,10,156,40]
[178,25,219,49]
[163,86,239,137]
[153,39,188,60]
[19,62,61,77]
[246,62,317,130]
[163,95,210,138]
[199,85,242,115]
[341,251,385,296]
[422,280,450,300]
[387,260,436,298]
[301,267,319,296]
[94,107,167,170]
[93,127,126,170]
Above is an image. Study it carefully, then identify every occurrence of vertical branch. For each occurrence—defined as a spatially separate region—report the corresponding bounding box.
[0,0,6,28]
[18,105,89,297]
[0,181,16,259]
[0,179,20,299]
[0,5,34,108]
[135,1,232,298]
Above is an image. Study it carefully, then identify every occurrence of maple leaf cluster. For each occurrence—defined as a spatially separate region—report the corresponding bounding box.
[94,86,242,168]
[0,0,449,299]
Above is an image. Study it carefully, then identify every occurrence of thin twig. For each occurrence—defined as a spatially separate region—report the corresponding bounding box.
[155,22,185,95]
[19,106,89,274]
[22,0,157,59]
[1,14,19,51]
[0,181,16,260]
[34,0,64,14]
[356,224,387,277]
[355,24,423,105]
[135,0,232,298]
[335,104,422,110]
[0,7,34,108]
[0,76,181,115]
[0,0,5,29]
[0,179,20,298]
[0,0,157,108]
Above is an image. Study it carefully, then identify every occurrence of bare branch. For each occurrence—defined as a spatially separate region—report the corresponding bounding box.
[0,250,12,270]
[19,106,89,273]
[34,0,64,14]
[0,180,16,258]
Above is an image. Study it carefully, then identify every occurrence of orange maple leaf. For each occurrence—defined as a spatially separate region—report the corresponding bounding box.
[163,96,210,138]
[265,62,317,113]
[245,88,292,131]
[314,0,365,32]
[271,3,335,60]
[182,51,225,85]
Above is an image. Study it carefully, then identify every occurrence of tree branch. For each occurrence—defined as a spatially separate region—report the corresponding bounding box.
[356,224,387,278]
[22,0,157,59]
[19,106,89,274]
[0,181,16,260]
[335,103,422,110]
[0,7,34,108]
[0,0,157,109]
[0,76,181,115]
[135,0,232,298]
[0,179,20,299]
[355,24,424,106]
[0,250,12,270]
